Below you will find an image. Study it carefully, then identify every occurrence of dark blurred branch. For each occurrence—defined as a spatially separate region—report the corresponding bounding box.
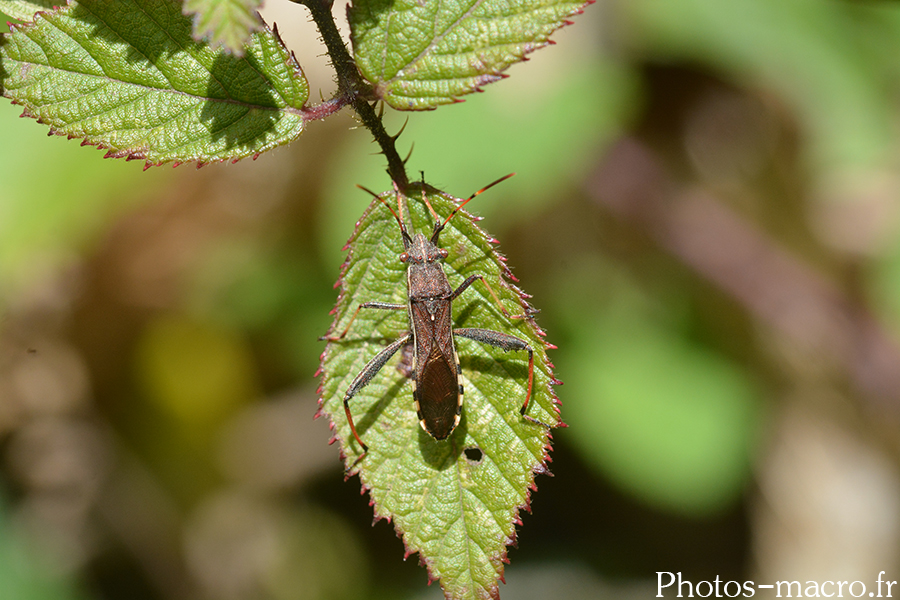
[588,138,900,414]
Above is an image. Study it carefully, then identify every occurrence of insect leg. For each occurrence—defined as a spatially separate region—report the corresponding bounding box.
[449,275,537,320]
[343,333,412,454]
[452,328,550,429]
[321,302,406,341]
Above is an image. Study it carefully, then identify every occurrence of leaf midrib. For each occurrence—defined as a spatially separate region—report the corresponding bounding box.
[4,55,305,116]
[9,1,302,113]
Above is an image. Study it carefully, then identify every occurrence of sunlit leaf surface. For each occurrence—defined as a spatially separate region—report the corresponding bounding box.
[0,0,309,167]
[0,0,55,21]
[349,0,591,109]
[319,184,560,599]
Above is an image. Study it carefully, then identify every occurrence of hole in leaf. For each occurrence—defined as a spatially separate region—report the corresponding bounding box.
[464,446,483,464]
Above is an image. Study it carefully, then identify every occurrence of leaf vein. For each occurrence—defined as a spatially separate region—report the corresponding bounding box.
[385,0,487,86]
[126,0,226,96]
[71,0,178,89]
[8,60,300,114]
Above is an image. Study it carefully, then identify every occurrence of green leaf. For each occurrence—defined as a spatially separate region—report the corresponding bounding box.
[0,0,309,167]
[348,0,591,110]
[318,184,560,600]
[0,0,53,22]
[183,0,264,55]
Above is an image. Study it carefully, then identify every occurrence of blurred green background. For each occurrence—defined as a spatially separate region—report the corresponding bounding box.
[3,0,900,598]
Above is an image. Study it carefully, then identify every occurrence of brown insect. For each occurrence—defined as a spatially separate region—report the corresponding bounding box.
[324,176,546,457]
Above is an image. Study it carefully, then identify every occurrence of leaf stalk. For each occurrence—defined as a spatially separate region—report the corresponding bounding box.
[295,0,409,189]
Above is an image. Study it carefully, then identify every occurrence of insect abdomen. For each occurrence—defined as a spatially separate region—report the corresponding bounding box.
[415,345,462,439]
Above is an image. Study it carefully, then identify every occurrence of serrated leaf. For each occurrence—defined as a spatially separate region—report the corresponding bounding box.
[184,0,263,55]
[0,0,55,21]
[348,0,591,110]
[318,184,560,600]
[0,0,309,167]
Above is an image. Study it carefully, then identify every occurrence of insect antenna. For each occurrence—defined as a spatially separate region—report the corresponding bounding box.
[421,189,442,224]
[411,171,442,225]
[356,184,411,243]
[431,173,516,238]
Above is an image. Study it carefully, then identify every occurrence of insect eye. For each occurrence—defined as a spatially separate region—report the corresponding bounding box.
[400,252,409,262]
[439,248,448,259]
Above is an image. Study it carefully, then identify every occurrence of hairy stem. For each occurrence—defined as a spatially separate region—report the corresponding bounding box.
[296,0,409,189]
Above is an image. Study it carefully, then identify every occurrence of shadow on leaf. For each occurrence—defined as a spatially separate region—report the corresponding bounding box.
[459,353,529,383]
[200,50,279,151]
[68,0,280,154]
[418,413,466,470]
[348,0,397,38]
[352,370,408,440]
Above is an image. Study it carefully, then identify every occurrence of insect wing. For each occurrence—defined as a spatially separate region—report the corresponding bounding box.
[418,345,460,439]
[411,300,460,440]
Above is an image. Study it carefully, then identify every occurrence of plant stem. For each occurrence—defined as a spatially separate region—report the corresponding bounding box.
[297,0,409,189]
